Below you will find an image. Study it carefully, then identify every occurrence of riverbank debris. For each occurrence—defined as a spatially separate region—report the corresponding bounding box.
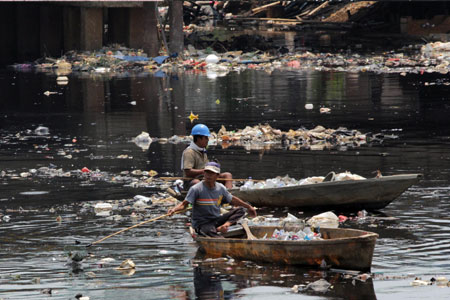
[9,39,450,79]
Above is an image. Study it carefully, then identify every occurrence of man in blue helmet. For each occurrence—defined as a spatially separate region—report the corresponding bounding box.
[181,124,233,189]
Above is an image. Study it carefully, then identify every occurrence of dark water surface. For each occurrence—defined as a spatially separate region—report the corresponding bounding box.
[1,68,450,299]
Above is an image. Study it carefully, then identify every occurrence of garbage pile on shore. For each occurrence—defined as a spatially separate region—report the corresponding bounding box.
[10,41,450,77]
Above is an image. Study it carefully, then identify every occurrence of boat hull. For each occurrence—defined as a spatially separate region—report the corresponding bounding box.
[231,174,422,210]
[196,226,378,271]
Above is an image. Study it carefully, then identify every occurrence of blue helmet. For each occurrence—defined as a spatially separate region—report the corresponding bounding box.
[191,124,210,136]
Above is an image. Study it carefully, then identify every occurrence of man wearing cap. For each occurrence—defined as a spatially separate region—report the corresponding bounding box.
[181,123,233,189]
[168,161,257,237]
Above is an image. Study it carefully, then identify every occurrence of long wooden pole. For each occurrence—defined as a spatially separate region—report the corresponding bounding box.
[87,209,191,247]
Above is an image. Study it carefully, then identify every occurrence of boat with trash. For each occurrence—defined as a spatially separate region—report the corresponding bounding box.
[195,225,379,272]
[171,173,422,210]
[232,173,422,210]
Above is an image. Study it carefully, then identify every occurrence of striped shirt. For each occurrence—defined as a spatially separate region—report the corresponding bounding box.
[185,181,232,228]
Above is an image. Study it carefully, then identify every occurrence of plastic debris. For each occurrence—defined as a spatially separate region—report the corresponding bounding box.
[305,279,332,292]
[411,279,431,286]
[269,226,322,241]
[116,259,136,270]
[94,203,113,213]
[320,107,331,114]
[56,76,69,85]
[239,172,365,191]
[34,126,49,135]
[43,91,57,96]
[188,111,199,123]
[133,131,153,150]
[7,40,450,79]
[307,211,339,228]
[205,54,220,64]
[97,257,116,266]
[133,195,152,204]
[435,276,449,286]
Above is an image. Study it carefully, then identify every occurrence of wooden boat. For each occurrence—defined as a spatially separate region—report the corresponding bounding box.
[173,174,422,210]
[196,225,378,271]
[231,174,422,210]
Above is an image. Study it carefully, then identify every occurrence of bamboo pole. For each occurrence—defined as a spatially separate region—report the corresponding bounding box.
[88,209,191,247]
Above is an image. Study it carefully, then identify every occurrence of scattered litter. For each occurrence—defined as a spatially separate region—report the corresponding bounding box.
[320,107,331,114]
[133,195,152,204]
[75,294,90,300]
[411,279,431,286]
[188,111,199,123]
[8,39,450,81]
[94,203,113,214]
[292,278,332,293]
[115,259,136,271]
[31,277,40,284]
[134,131,153,150]
[34,126,49,135]
[56,76,69,85]
[43,91,57,96]
[307,211,339,228]
[205,54,220,64]
[306,279,332,292]
[97,257,115,266]
[269,226,322,241]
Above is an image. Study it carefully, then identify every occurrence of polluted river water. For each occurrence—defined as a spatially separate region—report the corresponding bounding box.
[1,67,450,299]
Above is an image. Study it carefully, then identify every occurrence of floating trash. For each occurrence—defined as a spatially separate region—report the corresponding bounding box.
[43,91,57,96]
[94,203,113,213]
[115,259,136,276]
[305,279,331,292]
[320,107,331,114]
[307,211,339,228]
[411,279,431,286]
[133,131,153,150]
[205,54,220,64]
[34,126,49,135]
[20,191,49,195]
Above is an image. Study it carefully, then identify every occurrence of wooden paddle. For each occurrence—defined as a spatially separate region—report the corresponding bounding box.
[241,220,257,240]
[87,208,191,247]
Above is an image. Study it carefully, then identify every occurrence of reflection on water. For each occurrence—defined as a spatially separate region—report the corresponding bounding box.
[1,68,450,299]
[193,261,377,300]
